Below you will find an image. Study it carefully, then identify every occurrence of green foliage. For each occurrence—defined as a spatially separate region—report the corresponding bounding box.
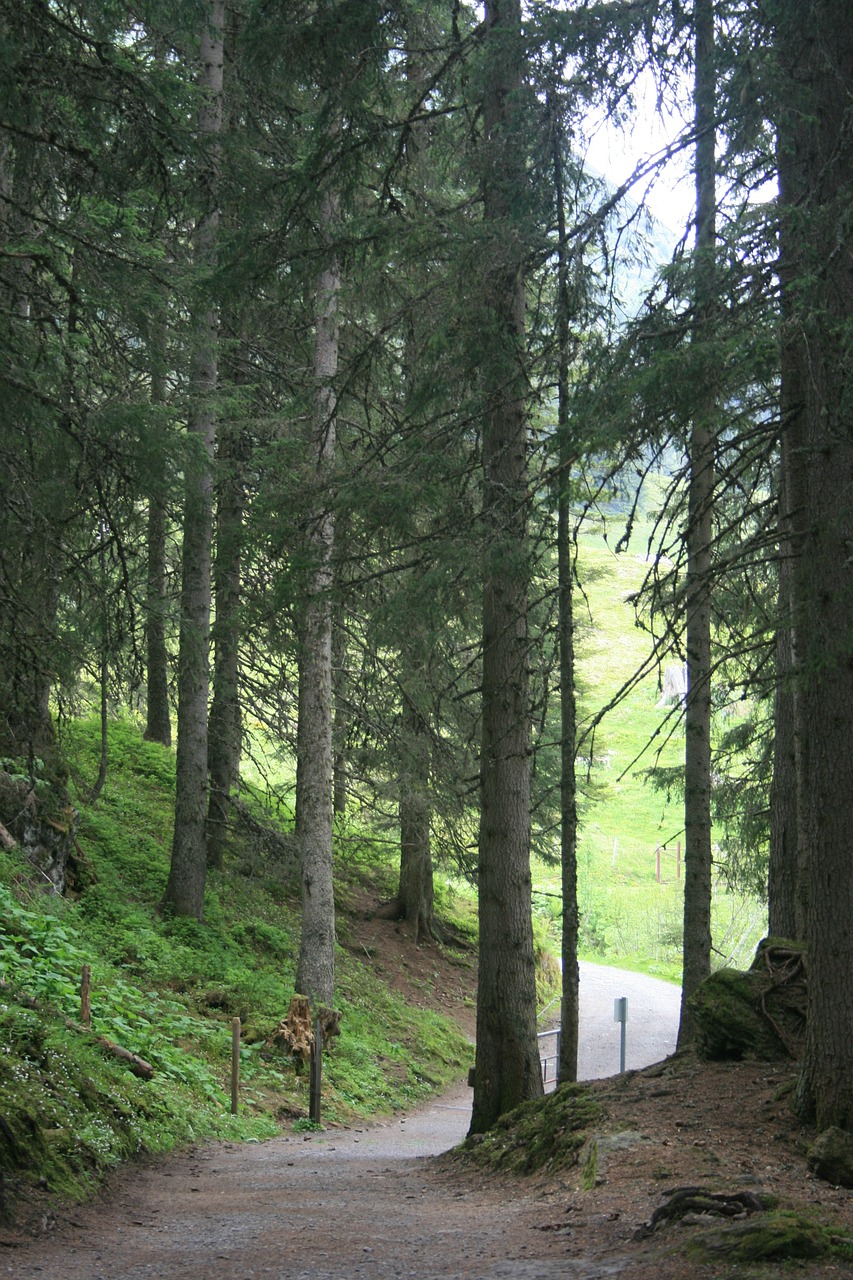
[0,717,471,1208]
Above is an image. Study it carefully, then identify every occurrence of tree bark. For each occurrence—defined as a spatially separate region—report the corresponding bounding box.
[773,0,853,1131]
[331,603,349,815]
[143,49,173,750]
[677,0,716,1050]
[396,678,434,942]
[162,0,225,920]
[206,327,248,871]
[143,485,172,748]
[295,186,339,1007]
[768,457,803,940]
[470,0,543,1135]
[550,95,579,1085]
[770,124,810,946]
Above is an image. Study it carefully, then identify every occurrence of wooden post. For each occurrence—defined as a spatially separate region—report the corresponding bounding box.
[231,1017,240,1116]
[677,841,682,880]
[80,964,91,1028]
[655,846,661,884]
[309,1016,322,1124]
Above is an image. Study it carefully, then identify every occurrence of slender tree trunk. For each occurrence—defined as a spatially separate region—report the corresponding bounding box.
[89,527,109,804]
[0,133,58,767]
[143,49,173,749]
[773,0,853,1131]
[390,19,436,945]
[206,326,247,871]
[768,461,802,940]
[163,0,224,920]
[550,97,579,1085]
[144,335,172,748]
[396,675,434,942]
[770,124,810,946]
[144,491,172,746]
[677,0,716,1050]
[470,0,542,1136]
[295,186,339,1006]
[332,604,349,815]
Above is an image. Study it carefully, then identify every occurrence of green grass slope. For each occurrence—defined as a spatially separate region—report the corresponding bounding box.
[0,719,470,1213]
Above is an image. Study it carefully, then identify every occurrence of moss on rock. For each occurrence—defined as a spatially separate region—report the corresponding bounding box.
[686,1211,829,1262]
[454,1082,602,1175]
[808,1126,853,1189]
[689,937,807,1062]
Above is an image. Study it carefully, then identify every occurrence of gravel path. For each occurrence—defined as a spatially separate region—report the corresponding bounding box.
[13,965,679,1279]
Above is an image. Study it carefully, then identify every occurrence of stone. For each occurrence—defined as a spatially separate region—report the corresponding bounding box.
[808,1126,853,1189]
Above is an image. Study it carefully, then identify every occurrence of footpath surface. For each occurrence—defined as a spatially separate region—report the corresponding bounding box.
[12,965,680,1280]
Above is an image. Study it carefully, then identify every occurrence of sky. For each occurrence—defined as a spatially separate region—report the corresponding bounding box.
[581,72,696,237]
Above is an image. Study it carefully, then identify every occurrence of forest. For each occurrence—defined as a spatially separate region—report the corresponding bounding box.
[1,0,852,1176]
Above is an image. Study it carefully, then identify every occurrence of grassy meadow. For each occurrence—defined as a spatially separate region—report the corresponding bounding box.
[533,521,768,982]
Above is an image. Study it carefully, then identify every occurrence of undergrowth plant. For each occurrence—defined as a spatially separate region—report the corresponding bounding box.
[0,717,471,1207]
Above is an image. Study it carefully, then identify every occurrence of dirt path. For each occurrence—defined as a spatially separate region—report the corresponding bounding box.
[11,966,681,1280]
[13,1096,627,1280]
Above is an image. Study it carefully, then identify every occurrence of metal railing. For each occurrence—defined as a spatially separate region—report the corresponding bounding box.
[537,1027,561,1089]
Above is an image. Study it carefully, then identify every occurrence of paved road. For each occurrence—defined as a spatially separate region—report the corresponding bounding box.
[355,960,682,1158]
[576,959,680,1081]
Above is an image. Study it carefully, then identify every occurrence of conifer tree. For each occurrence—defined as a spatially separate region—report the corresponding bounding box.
[677,0,717,1050]
[163,0,225,919]
[470,0,543,1135]
[771,0,853,1132]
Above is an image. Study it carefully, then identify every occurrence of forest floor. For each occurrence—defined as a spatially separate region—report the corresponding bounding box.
[6,898,853,1278]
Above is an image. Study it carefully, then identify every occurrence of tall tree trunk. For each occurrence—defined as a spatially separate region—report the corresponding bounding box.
[396,673,434,942]
[769,122,810,946]
[774,0,853,1131]
[677,0,716,1050]
[206,324,247,871]
[768,460,803,940]
[470,0,543,1136]
[331,604,349,815]
[144,322,172,748]
[391,17,436,945]
[0,130,58,767]
[143,46,173,749]
[162,0,224,920]
[295,186,339,1007]
[550,97,579,1086]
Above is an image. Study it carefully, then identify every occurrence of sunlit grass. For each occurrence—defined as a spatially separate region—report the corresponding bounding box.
[541,529,768,980]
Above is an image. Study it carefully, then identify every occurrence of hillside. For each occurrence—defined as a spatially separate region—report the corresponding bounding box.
[0,717,490,1225]
[4,719,853,1276]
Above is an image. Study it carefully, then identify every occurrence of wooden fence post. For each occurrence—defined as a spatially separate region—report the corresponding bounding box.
[309,1016,322,1124]
[80,964,91,1028]
[231,1017,241,1116]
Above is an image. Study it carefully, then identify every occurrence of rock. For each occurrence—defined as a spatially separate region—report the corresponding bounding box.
[808,1126,853,1188]
[688,938,807,1062]
[687,1211,828,1262]
[581,1131,650,1189]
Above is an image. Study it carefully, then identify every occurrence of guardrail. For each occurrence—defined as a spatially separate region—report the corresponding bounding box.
[537,1027,561,1089]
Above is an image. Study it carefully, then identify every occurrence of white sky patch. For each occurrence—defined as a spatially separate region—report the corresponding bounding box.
[581,71,696,239]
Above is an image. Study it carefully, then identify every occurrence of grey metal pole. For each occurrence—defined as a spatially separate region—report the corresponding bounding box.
[613,997,628,1073]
